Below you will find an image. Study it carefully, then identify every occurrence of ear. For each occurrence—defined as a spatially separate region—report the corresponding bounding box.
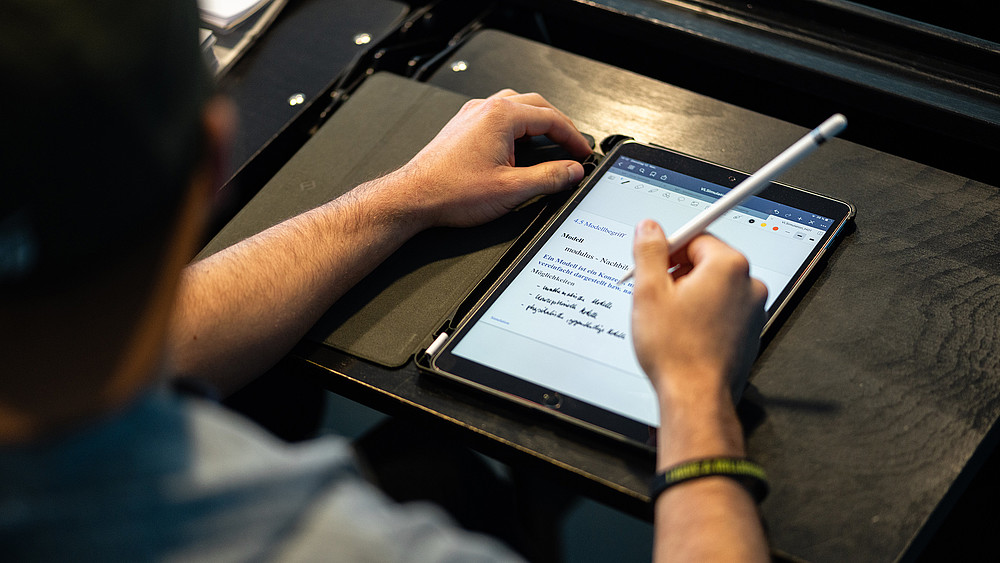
[200,94,238,203]
[174,95,238,259]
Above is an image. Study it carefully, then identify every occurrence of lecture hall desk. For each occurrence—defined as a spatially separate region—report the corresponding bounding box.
[227,14,1000,561]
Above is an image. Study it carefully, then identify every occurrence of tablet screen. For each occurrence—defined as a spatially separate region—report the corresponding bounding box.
[432,142,853,436]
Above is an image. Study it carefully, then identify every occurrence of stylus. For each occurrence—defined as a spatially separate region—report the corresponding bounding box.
[617,113,847,285]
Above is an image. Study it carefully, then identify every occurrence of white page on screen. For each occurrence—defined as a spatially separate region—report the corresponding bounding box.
[452,154,832,427]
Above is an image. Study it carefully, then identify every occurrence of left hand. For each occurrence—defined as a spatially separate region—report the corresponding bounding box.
[387,89,592,231]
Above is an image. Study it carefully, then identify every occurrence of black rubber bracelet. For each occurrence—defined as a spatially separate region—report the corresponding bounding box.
[649,457,769,503]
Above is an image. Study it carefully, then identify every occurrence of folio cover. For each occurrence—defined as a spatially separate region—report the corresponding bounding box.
[198,72,553,366]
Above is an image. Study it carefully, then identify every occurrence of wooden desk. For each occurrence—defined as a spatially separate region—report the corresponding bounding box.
[285,30,1000,562]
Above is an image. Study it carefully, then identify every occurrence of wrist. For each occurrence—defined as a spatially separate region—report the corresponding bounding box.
[655,373,746,469]
[338,169,431,239]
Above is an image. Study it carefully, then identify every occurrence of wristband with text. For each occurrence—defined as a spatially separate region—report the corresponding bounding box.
[649,457,769,503]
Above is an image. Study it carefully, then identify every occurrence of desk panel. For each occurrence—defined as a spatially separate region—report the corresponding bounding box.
[220,0,408,178]
[422,30,1000,561]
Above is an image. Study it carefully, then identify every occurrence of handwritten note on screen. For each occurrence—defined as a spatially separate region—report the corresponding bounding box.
[452,155,833,428]
[452,194,660,426]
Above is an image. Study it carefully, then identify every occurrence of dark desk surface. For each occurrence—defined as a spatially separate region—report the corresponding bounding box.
[284,30,1000,562]
[219,0,407,179]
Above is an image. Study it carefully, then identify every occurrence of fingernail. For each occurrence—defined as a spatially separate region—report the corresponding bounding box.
[636,219,658,237]
[567,163,584,183]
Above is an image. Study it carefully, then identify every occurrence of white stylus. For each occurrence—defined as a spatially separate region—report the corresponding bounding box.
[617,113,847,285]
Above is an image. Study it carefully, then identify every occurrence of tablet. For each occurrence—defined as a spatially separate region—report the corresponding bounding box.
[425,141,855,446]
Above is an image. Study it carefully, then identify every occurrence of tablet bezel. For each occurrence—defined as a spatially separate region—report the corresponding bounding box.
[426,141,855,447]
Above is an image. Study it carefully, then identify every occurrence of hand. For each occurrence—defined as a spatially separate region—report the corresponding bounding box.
[389,89,592,231]
[632,220,771,562]
[630,220,767,403]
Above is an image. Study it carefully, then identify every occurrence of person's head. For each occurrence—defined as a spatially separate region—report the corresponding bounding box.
[0,0,233,440]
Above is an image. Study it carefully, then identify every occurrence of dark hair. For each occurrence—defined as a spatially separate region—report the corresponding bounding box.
[0,0,213,288]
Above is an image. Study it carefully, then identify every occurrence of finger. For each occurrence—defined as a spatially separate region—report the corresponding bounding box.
[484,91,566,118]
[488,88,521,99]
[505,94,572,142]
[684,235,755,290]
[632,219,673,290]
[500,92,564,114]
[750,278,769,308]
[683,234,742,271]
[506,104,591,160]
[669,262,693,280]
[503,160,585,197]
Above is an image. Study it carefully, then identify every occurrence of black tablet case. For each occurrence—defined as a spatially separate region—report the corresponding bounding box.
[198,72,556,366]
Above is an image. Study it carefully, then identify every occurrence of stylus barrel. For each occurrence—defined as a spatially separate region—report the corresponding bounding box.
[617,113,847,285]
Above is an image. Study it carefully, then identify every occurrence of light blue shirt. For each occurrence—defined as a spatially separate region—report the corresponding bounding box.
[0,389,521,561]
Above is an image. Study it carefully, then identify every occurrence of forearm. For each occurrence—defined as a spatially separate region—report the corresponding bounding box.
[167,89,589,393]
[652,377,769,562]
[168,171,422,393]
[654,476,767,562]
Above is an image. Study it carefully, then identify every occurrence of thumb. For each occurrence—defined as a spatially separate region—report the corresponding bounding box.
[509,160,585,197]
[632,219,672,287]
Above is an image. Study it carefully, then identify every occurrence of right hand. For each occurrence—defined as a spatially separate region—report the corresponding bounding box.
[630,220,767,404]
[632,220,771,562]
